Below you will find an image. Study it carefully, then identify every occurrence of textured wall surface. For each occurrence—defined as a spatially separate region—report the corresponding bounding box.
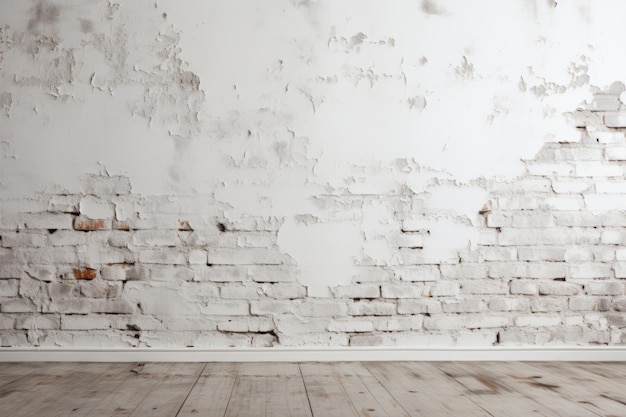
[0,0,625,348]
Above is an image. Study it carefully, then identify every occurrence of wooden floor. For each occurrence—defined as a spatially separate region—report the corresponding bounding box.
[0,362,625,416]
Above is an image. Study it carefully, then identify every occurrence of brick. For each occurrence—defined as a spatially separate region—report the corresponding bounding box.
[541,196,584,211]
[555,147,603,160]
[486,214,510,227]
[21,213,74,230]
[132,230,180,247]
[604,113,626,128]
[276,315,327,334]
[465,315,510,329]
[615,262,626,278]
[525,263,567,279]
[397,299,442,314]
[538,281,581,296]
[499,228,583,246]
[250,300,295,315]
[440,264,487,279]
[601,230,625,245]
[47,230,87,246]
[568,263,612,279]
[208,248,289,265]
[488,298,529,311]
[396,266,440,282]
[188,250,207,265]
[47,300,91,314]
[193,265,248,282]
[596,181,626,193]
[531,297,567,312]
[220,285,262,299]
[511,213,554,228]
[332,284,379,299]
[564,247,593,262]
[488,262,527,278]
[593,247,615,262]
[510,280,538,295]
[551,180,592,194]
[61,315,111,330]
[381,284,423,298]
[427,280,460,297]
[73,268,97,280]
[138,249,186,265]
[80,281,122,298]
[349,301,396,316]
[92,299,133,314]
[146,265,193,281]
[479,247,516,261]
[328,319,374,333]
[262,284,306,299]
[462,279,509,295]
[517,246,566,261]
[15,315,60,330]
[349,334,388,346]
[0,280,19,297]
[423,316,464,330]
[515,315,562,327]
[0,299,36,313]
[217,317,274,333]
[374,316,424,331]
[605,147,626,160]
[249,265,295,283]
[201,301,249,316]
[585,281,623,296]
[554,212,602,227]
[74,216,111,231]
[442,299,482,313]
[295,301,348,317]
[584,194,626,211]
[1,232,47,248]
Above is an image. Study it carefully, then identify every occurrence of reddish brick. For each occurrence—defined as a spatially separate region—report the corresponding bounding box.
[74,216,110,231]
[73,268,97,280]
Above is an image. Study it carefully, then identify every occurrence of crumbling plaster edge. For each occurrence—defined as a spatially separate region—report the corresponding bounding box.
[1,347,624,362]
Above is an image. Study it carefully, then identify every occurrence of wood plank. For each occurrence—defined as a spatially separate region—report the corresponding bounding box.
[176,363,237,417]
[366,362,491,417]
[333,363,406,417]
[83,363,179,417]
[266,376,313,417]
[0,363,95,416]
[518,361,626,416]
[428,361,550,417]
[4,363,115,417]
[224,376,267,417]
[448,362,601,417]
[127,363,205,417]
[300,364,358,417]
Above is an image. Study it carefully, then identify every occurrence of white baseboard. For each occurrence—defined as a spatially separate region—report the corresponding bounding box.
[0,346,625,362]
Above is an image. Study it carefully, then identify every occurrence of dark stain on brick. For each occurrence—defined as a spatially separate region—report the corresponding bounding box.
[217,222,227,232]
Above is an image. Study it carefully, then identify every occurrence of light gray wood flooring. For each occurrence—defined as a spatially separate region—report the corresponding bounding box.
[0,361,625,416]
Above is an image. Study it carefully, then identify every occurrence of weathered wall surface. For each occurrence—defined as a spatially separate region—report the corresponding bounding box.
[0,0,625,348]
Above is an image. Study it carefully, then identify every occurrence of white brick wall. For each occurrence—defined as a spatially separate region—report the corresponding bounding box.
[1,2,626,350]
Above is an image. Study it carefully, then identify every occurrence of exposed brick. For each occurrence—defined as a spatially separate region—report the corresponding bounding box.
[73,216,111,231]
[73,268,97,280]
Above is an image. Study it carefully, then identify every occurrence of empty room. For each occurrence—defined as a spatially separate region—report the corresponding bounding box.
[0,0,625,416]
